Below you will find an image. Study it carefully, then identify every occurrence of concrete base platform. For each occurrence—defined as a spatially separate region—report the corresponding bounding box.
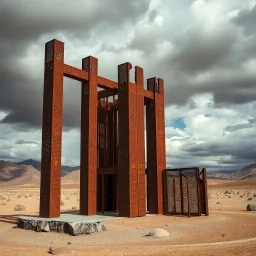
[17,213,117,236]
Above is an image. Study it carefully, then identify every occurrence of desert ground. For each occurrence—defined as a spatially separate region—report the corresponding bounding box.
[0,179,256,256]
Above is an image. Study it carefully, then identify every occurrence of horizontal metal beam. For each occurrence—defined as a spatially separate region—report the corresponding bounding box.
[143,89,154,100]
[97,76,118,90]
[63,64,155,102]
[63,64,89,81]
[98,89,118,99]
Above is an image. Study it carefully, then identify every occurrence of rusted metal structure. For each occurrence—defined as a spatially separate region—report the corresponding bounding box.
[163,167,209,217]
[39,39,166,218]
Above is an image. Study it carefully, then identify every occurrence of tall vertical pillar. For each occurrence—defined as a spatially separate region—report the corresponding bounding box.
[146,78,166,214]
[135,66,146,217]
[118,63,139,217]
[80,56,98,215]
[40,39,64,218]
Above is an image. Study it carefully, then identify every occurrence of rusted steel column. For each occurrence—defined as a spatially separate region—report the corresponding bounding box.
[146,78,166,214]
[80,56,98,215]
[117,62,139,217]
[135,66,146,217]
[40,39,64,218]
[202,168,209,216]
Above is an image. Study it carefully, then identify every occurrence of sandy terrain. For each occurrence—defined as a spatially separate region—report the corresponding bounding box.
[0,180,256,256]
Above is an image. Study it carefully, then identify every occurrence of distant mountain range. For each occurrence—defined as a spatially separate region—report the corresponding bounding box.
[0,160,40,186]
[15,159,79,177]
[0,159,256,187]
[207,163,256,180]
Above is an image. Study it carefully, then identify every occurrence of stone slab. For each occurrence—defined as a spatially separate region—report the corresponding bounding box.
[17,213,118,235]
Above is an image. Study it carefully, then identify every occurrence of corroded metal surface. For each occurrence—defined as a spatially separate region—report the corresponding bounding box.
[80,56,98,215]
[135,66,146,217]
[40,39,64,218]
[40,39,167,218]
[146,77,166,214]
[117,62,138,217]
[163,168,209,217]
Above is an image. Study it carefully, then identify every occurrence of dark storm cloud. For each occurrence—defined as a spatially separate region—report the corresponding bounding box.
[224,118,256,132]
[0,0,150,130]
[162,63,256,107]
[16,139,39,145]
[170,28,235,74]
[0,0,150,42]
[185,140,256,162]
[233,4,256,35]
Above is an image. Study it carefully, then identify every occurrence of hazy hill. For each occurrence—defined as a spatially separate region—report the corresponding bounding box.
[208,163,256,180]
[0,161,40,186]
[62,169,80,182]
[207,171,237,180]
[15,159,79,177]
[16,159,41,170]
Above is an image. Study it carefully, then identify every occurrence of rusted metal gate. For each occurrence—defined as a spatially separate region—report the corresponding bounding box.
[163,167,209,217]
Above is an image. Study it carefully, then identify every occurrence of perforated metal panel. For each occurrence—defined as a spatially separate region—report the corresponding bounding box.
[163,168,203,217]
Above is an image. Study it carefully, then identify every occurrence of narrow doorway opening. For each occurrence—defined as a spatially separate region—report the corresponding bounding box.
[97,94,118,215]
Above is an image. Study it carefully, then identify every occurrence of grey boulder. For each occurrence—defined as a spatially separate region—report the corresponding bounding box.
[247,204,256,211]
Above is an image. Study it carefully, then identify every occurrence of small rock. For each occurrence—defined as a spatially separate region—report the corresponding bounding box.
[247,204,256,211]
[49,246,71,255]
[248,198,253,201]
[14,204,26,211]
[137,227,140,229]
[146,228,170,238]
[216,202,221,204]
[68,242,72,245]
[72,206,78,210]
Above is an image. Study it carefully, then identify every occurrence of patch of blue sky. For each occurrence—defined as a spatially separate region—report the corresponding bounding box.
[171,118,186,130]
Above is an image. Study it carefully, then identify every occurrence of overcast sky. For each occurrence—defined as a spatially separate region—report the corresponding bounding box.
[0,0,256,172]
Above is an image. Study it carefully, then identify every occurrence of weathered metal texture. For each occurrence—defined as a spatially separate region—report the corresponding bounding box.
[200,168,209,216]
[196,167,202,215]
[97,76,118,90]
[163,168,208,217]
[107,101,114,167]
[40,38,166,219]
[80,56,98,215]
[146,77,166,214]
[98,89,117,99]
[117,62,140,217]
[64,64,88,81]
[40,39,64,218]
[135,66,146,217]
